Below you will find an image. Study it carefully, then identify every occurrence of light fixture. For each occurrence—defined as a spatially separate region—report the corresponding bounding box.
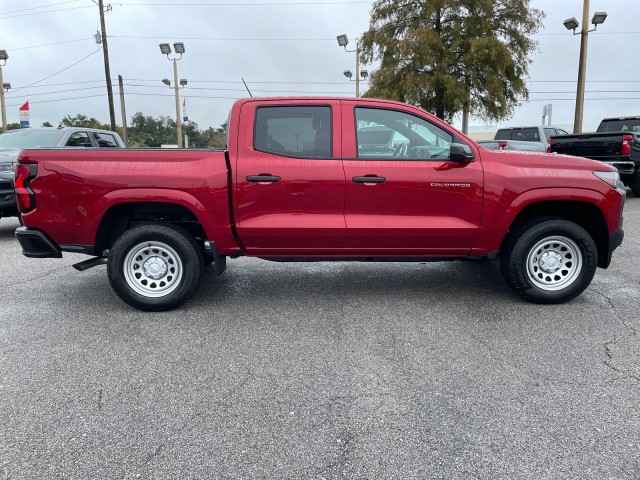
[591,12,607,25]
[179,79,187,87]
[343,70,353,79]
[173,42,186,54]
[162,78,171,86]
[360,69,368,79]
[336,34,349,47]
[159,43,172,55]
[3,83,10,90]
[563,17,579,31]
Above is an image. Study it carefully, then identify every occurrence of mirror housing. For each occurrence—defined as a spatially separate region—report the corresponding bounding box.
[449,143,475,163]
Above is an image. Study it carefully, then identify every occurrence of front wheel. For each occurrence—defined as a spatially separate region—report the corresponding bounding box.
[500,218,598,304]
[107,223,204,311]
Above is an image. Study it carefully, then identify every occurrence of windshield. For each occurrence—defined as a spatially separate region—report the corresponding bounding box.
[0,129,66,149]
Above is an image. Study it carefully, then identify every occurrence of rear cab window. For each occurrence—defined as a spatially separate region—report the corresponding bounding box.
[495,128,540,142]
[254,106,332,158]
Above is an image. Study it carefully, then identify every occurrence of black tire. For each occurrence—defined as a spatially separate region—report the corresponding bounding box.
[500,217,598,304]
[107,223,204,311]
[629,174,640,198]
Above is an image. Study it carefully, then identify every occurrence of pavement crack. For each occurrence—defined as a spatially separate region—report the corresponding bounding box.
[603,340,640,383]
[140,444,164,467]
[97,389,103,413]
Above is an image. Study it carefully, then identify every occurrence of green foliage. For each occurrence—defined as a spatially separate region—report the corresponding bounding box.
[7,123,28,130]
[126,112,227,148]
[60,114,110,130]
[361,0,545,122]
[41,121,54,127]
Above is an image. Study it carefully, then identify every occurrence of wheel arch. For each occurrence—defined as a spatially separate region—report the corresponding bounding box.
[501,200,610,268]
[94,201,207,256]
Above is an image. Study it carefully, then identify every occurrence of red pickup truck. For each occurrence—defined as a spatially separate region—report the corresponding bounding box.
[14,97,625,311]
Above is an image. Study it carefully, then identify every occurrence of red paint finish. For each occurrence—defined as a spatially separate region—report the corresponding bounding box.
[17,97,625,262]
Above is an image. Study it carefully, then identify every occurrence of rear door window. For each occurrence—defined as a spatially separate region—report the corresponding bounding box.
[254,106,332,158]
[95,132,118,147]
[65,132,92,147]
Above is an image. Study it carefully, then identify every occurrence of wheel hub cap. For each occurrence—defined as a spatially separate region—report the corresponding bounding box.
[143,257,168,279]
[538,251,563,273]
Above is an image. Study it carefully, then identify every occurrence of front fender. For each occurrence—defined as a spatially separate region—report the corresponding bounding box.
[472,187,609,254]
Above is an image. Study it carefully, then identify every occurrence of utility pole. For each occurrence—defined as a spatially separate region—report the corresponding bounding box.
[118,75,128,146]
[97,0,116,131]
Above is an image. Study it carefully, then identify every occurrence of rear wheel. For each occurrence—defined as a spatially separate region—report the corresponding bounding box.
[107,223,204,311]
[500,217,598,304]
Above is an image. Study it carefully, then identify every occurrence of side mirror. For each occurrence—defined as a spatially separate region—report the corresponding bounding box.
[450,143,475,163]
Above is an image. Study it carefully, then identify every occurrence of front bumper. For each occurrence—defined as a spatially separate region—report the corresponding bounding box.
[602,227,624,268]
[15,227,62,258]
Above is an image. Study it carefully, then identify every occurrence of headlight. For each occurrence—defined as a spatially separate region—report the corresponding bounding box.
[0,163,14,172]
[593,170,624,190]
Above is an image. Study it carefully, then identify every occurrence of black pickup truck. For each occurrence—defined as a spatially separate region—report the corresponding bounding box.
[549,117,640,197]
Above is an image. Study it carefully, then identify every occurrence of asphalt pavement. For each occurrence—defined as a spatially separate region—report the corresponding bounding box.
[1,196,639,479]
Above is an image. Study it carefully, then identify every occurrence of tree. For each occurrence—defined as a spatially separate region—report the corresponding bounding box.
[7,123,28,130]
[360,0,544,122]
[41,121,54,127]
[59,114,110,130]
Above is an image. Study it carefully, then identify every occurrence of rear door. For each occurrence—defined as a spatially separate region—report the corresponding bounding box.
[234,99,346,254]
[341,102,484,256]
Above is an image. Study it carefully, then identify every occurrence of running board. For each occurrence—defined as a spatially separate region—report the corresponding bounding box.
[72,256,107,272]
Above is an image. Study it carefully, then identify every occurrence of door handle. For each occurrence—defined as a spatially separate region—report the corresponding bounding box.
[247,175,281,183]
[352,175,386,184]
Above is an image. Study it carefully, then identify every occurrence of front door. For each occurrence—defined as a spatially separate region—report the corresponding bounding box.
[234,100,346,255]
[341,102,484,256]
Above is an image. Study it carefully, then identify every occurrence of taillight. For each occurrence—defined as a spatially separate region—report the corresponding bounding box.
[547,137,552,153]
[498,141,507,150]
[621,134,633,156]
[14,163,37,213]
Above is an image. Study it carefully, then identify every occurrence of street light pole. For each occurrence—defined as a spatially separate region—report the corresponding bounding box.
[564,1,607,134]
[172,59,182,148]
[337,34,363,98]
[159,42,186,148]
[0,50,8,132]
[574,0,590,134]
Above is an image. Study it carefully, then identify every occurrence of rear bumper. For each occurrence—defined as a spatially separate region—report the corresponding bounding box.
[15,227,62,258]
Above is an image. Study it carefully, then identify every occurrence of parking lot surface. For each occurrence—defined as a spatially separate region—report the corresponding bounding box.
[1,196,639,479]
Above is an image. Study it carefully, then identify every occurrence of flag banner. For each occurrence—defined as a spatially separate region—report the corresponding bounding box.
[19,101,29,126]
[182,98,188,123]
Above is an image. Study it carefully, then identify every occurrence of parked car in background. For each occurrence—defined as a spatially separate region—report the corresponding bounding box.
[494,126,569,150]
[0,127,124,220]
[549,117,640,197]
[477,139,547,152]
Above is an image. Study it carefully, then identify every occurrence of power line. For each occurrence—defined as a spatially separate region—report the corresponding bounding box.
[0,5,93,19]
[10,49,102,94]
[109,35,338,41]
[9,39,92,52]
[0,0,80,16]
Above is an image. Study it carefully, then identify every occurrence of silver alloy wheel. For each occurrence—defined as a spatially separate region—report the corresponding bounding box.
[526,235,583,291]
[123,241,183,298]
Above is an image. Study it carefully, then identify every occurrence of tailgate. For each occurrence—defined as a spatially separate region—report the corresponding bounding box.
[551,133,622,159]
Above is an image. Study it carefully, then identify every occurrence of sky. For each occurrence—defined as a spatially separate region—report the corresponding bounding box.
[1,0,639,133]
